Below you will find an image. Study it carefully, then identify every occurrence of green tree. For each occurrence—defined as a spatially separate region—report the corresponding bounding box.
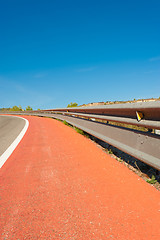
[26,106,33,111]
[18,105,22,111]
[10,105,22,111]
[67,102,78,108]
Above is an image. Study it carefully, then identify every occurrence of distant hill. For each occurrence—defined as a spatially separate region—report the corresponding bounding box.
[79,97,160,107]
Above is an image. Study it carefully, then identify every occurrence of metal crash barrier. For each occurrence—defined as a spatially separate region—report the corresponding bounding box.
[2,101,160,170]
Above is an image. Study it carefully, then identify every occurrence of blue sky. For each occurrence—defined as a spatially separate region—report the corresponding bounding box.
[0,0,160,109]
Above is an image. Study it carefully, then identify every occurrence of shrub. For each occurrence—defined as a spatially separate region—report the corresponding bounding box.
[10,105,22,111]
[26,106,33,111]
[67,102,78,108]
[146,175,157,184]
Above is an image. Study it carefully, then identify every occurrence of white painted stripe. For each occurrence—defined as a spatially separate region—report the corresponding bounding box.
[0,116,29,168]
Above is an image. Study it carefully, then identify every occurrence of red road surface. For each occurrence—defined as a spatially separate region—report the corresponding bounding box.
[0,116,160,239]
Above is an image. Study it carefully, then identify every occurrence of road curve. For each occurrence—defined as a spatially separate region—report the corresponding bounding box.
[0,115,29,168]
[0,116,160,239]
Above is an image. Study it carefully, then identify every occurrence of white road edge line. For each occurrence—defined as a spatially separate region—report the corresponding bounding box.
[0,116,29,168]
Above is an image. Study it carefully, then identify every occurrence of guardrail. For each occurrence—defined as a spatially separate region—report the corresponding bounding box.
[1,101,160,170]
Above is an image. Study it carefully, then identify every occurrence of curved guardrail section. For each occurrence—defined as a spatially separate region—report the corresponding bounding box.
[1,101,160,170]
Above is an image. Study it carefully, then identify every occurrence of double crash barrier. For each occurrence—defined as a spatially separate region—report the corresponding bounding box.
[2,101,160,170]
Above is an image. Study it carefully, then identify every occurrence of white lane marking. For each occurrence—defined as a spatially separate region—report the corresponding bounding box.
[0,116,29,168]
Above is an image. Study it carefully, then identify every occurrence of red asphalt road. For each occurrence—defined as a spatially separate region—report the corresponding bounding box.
[0,116,160,240]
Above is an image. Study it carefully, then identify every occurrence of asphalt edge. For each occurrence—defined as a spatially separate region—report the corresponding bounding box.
[0,115,29,168]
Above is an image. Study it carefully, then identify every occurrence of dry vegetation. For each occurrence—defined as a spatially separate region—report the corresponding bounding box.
[79,97,160,107]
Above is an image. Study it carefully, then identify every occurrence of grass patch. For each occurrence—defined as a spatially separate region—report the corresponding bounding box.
[74,127,85,135]
[108,149,113,154]
[61,120,88,137]
[63,120,70,126]
[107,121,149,132]
[56,118,63,122]
[146,175,157,184]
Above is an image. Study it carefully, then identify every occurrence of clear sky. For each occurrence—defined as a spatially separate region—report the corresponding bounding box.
[0,0,160,109]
